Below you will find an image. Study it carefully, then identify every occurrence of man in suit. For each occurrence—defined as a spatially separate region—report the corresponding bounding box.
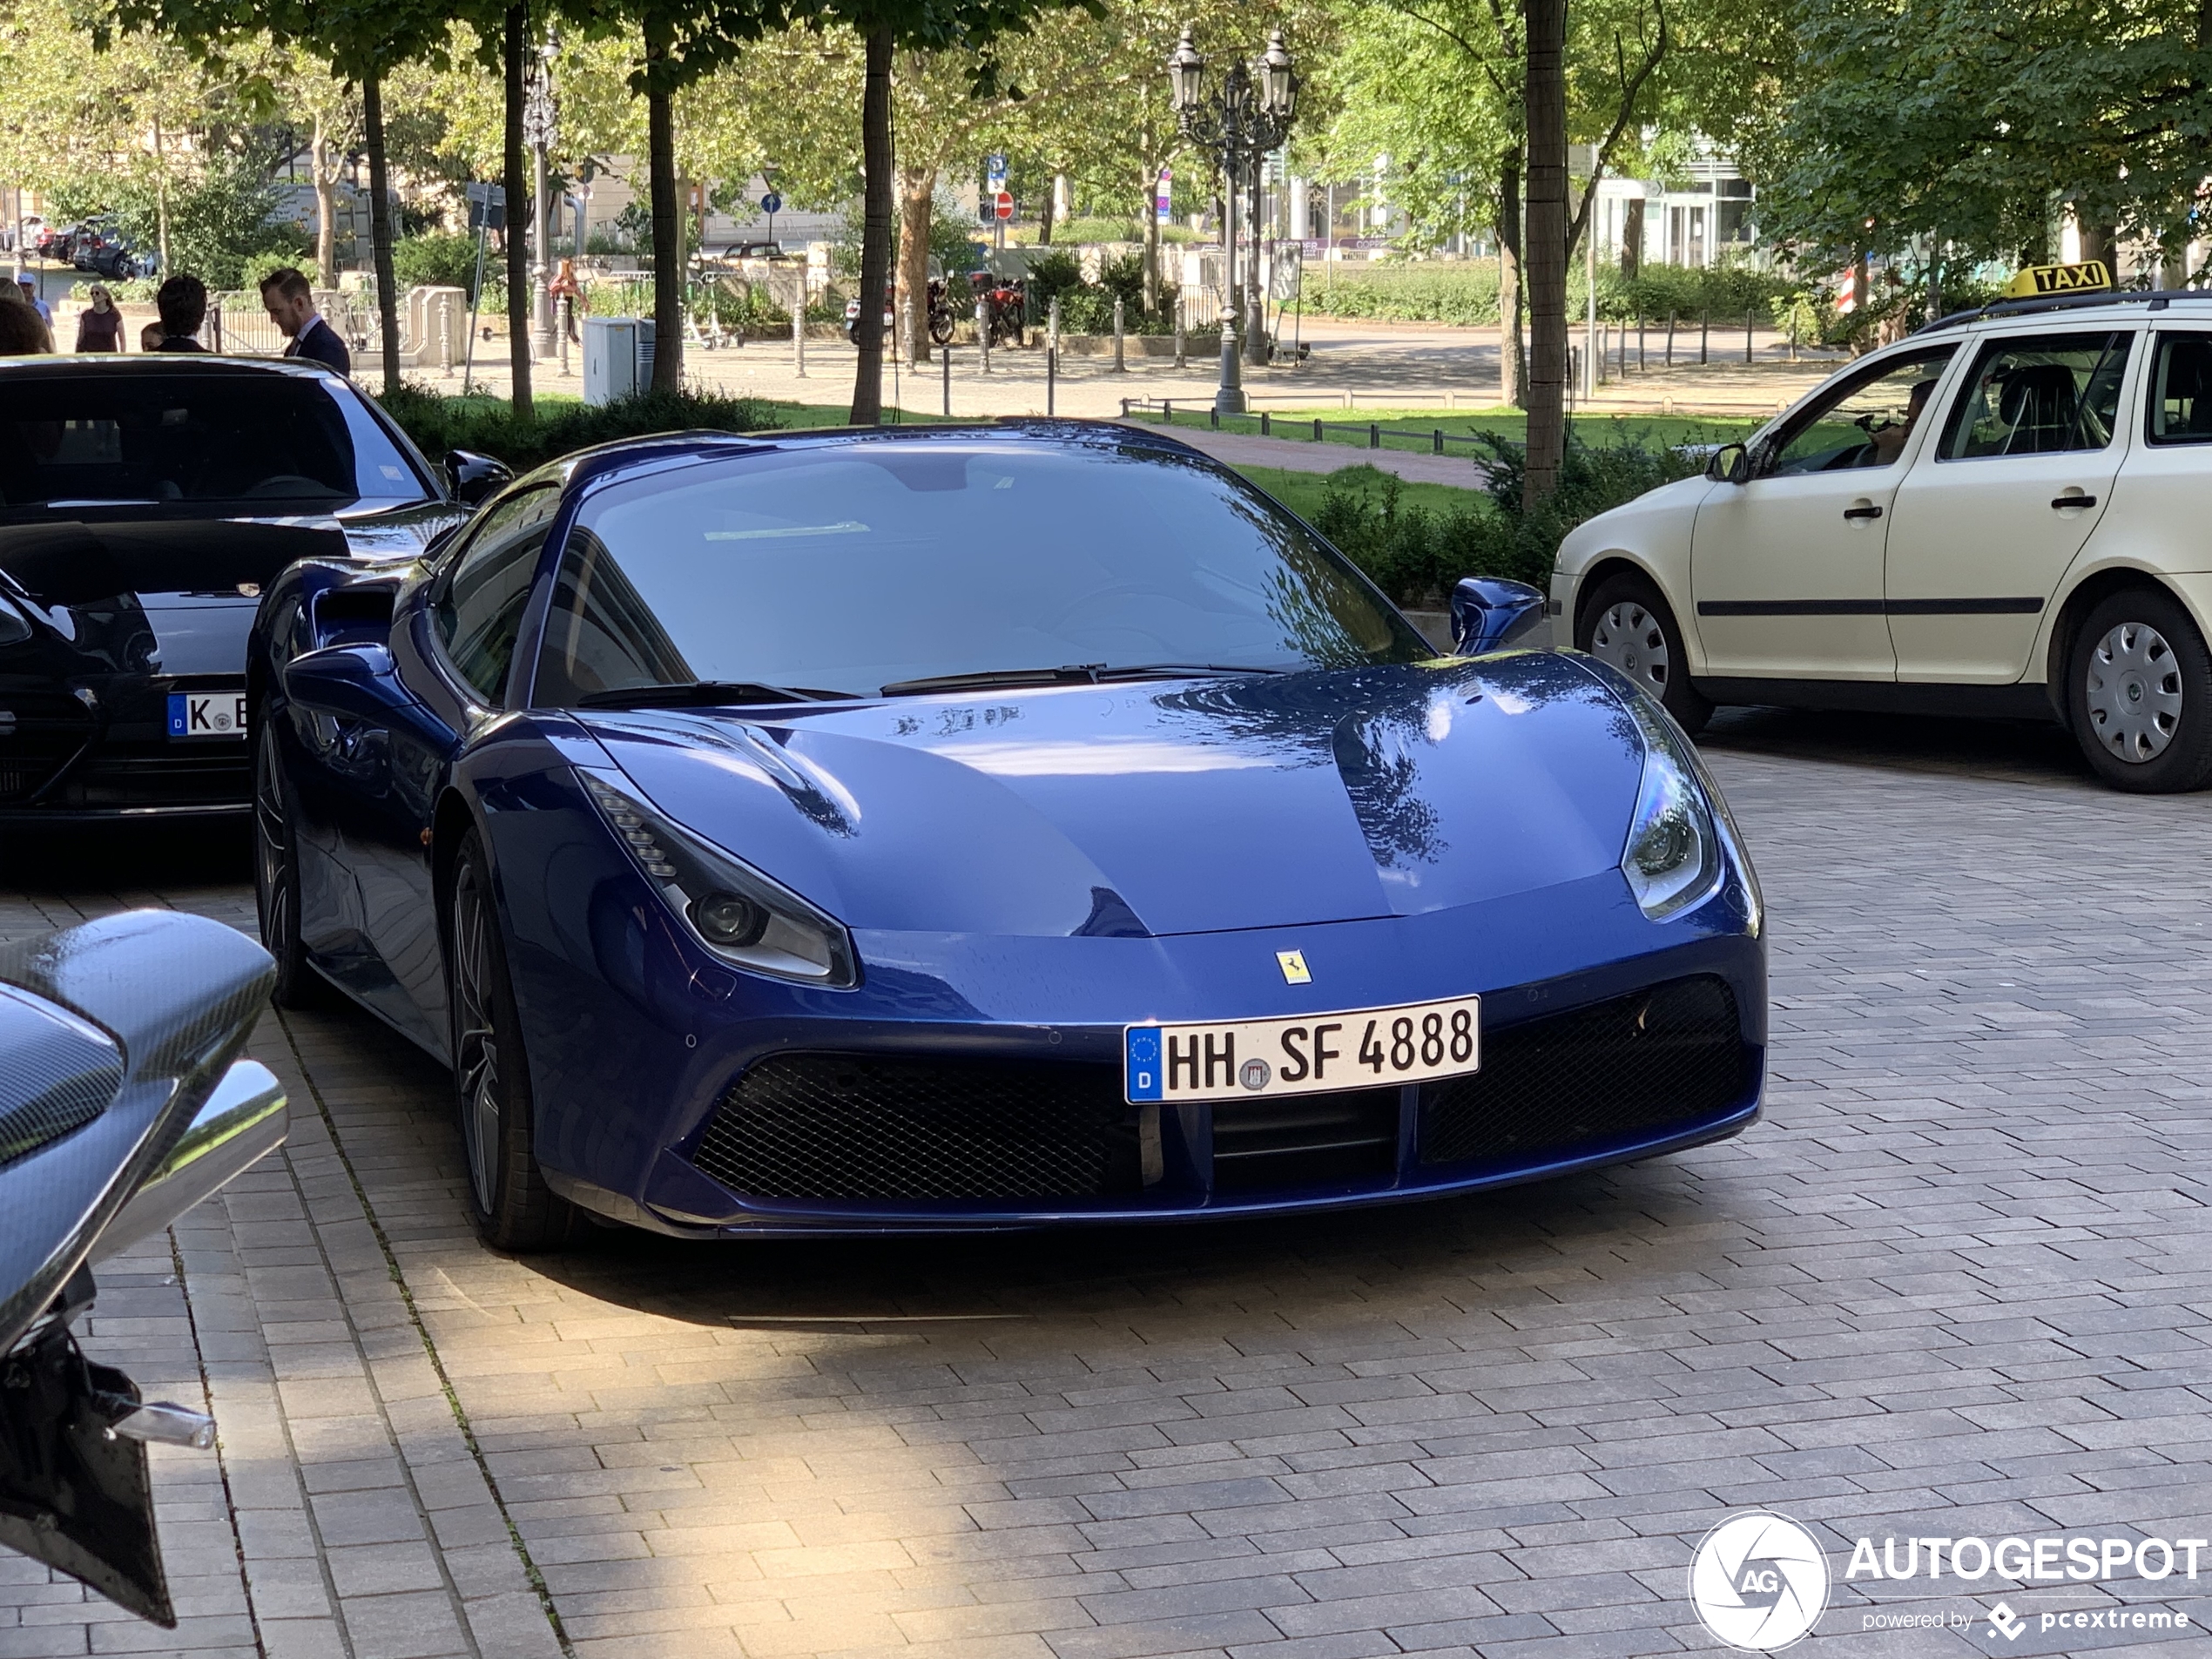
[153,274,209,351]
[258,267,351,374]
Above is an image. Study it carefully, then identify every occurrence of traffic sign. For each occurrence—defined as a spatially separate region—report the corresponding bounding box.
[986,152,1007,190]
[994,191,1015,221]
[760,190,782,216]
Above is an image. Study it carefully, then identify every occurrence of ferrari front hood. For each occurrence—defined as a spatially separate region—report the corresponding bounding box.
[579,655,1644,938]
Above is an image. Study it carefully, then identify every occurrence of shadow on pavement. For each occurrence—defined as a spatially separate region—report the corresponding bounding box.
[1700,705,2094,787]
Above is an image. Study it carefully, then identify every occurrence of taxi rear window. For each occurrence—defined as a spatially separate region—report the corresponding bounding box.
[2148,335,2212,446]
[1937,331,2132,460]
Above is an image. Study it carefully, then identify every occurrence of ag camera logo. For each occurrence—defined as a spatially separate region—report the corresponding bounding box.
[1689,1511,1831,1650]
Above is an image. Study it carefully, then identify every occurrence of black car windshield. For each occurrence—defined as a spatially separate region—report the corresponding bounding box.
[0,370,433,510]
[532,437,1429,705]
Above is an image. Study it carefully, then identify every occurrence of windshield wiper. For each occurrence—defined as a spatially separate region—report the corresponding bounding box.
[577,680,855,709]
[880,665,1109,696]
[880,663,1287,697]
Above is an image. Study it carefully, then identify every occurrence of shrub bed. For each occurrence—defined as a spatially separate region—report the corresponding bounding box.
[373,385,791,473]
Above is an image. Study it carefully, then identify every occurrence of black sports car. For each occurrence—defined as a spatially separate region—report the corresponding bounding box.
[0,356,499,819]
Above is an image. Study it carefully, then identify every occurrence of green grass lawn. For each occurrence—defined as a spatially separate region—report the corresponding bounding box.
[1231,462,1494,523]
[1131,404,1765,455]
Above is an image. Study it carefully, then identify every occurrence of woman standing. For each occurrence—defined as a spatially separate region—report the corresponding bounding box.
[74,285,124,352]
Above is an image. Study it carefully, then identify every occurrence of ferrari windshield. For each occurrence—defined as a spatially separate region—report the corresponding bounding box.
[531,436,1431,704]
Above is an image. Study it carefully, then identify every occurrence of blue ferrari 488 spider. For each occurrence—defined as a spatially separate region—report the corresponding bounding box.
[250,421,1764,1247]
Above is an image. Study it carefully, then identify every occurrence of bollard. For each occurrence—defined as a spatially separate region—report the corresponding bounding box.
[1260,411,1270,436]
[1744,308,1754,364]
[1049,294,1062,360]
[1173,298,1185,369]
[1789,311,1799,362]
[1112,297,1126,373]
[792,293,806,379]
[977,296,991,375]
[1432,428,1443,455]
[1313,416,1323,442]
[1048,346,1057,416]
[941,342,950,415]
[1700,308,1710,365]
[1368,421,1379,449]
[1638,312,1645,372]
[1665,310,1676,368]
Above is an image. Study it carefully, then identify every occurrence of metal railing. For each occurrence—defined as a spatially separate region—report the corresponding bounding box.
[1120,396,1497,456]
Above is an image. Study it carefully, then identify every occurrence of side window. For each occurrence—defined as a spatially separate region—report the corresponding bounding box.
[1764,346,1957,476]
[431,487,560,705]
[2147,334,2212,445]
[1938,331,2134,460]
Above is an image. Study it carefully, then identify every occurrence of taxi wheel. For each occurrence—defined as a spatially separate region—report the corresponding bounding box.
[2069,588,2212,793]
[1578,573,1711,736]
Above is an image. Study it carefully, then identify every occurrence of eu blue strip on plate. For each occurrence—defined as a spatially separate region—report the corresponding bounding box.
[1125,1027,1163,1101]
[165,693,188,737]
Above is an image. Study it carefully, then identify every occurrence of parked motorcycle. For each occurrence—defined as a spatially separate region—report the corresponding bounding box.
[968,271,1027,347]
[841,297,894,341]
[0,912,286,1627]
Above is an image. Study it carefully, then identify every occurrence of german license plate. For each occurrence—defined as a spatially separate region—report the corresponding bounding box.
[166,691,248,740]
[1125,995,1480,1103]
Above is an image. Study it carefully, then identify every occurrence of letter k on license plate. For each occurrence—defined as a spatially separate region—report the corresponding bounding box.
[1125,995,1481,1103]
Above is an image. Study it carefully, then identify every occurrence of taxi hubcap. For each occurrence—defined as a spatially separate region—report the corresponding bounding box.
[1589,600,1669,694]
[2085,621,2182,763]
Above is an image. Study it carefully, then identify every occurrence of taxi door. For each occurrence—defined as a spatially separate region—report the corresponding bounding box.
[1884,326,2136,683]
[1689,344,1959,681]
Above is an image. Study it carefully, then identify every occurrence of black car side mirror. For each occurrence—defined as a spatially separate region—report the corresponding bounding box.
[1705,442,1750,485]
[444,449,513,507]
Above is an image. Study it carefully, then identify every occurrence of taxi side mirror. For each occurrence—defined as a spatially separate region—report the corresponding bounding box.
[1705,442,1750,485]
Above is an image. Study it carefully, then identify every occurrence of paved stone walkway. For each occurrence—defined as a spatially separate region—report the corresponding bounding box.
[4,707,2211,1658]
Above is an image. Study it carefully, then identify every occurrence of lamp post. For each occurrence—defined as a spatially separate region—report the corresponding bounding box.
[523,32,561,359]
[1168,25,1298,414]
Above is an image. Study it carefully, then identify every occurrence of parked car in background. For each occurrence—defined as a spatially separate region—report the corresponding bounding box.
[0,355,501,819]
[35,220,79,262]
[1,213,45,254]
[0,910,286,1628]
[1558,284,2212,792]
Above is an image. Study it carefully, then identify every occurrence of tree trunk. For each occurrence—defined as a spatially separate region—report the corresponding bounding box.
[895,164,934,365]
[502,3,532,418]
[2078,221,2118,278]
[1038,172,1055,245]
[1141,149,1161,314]
[151,117,171,275]
[1494,149,1521,408]
[312,111,337,289]
[644,23,684,395]
[362,74,401,395]
[849,24,894,425]
[1621,196,1643,279]
[1523,0,1567,507]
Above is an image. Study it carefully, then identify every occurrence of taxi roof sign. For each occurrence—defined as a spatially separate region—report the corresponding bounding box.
[2004,260,2114,300]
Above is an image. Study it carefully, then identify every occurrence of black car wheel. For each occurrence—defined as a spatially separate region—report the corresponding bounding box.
[253,712,325,1009]
[449,830,575,1251]
[2068,587,2212,793]
[1576,571,1712,736]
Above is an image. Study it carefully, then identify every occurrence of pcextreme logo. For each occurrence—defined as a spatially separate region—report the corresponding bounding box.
[1688,1511,1831,1651]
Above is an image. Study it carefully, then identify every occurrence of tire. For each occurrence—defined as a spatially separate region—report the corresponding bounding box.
[2067,587,2212,792]
[253,711,327,1010]
[1576,571,1712,736]
[448,829,576,1251]
[928,308,955,347]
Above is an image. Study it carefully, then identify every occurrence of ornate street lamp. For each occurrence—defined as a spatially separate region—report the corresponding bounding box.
[524,32,562,358]
[1168,25,1298,412]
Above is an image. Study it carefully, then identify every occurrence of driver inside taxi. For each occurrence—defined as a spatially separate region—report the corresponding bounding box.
[1866,377,1938,466]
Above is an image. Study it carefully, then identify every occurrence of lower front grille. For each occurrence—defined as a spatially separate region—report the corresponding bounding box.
[1212,1088,1399,1190]
[1418,974,1749,1168]
[52,746,251,809]
[693,1054,1146,1202]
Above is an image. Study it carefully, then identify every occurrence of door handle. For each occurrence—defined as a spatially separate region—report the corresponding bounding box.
[1842,504,1884,521]
[2051,494,2097,510]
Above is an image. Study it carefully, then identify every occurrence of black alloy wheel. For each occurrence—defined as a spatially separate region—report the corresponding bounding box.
[2068,587,2212,793]
[1576,571,1713,736]
[449,829,576,1251]
[253,711,325,1009]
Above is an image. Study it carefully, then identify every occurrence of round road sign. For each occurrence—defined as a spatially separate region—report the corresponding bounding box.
[760,191,783,215]
[994,191,1015,221]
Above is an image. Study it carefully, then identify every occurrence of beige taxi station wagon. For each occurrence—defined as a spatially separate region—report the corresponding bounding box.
[1554,273,2212,791]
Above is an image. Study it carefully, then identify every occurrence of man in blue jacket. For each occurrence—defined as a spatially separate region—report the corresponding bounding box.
[259,267,351,374]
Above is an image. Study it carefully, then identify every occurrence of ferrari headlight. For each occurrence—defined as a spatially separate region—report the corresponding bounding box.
[1620,698,1720,921]
[579,769,858,988]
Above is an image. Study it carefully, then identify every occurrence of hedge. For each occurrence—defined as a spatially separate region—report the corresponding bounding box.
[373,384,791,474]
